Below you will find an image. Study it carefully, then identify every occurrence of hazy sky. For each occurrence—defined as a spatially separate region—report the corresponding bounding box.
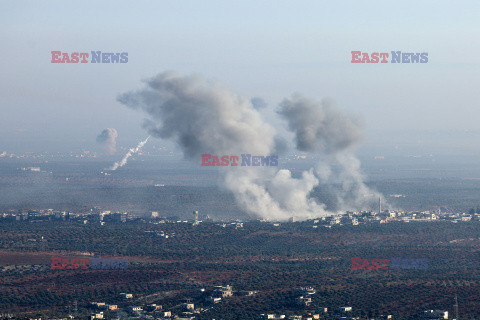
[1,0,479,157]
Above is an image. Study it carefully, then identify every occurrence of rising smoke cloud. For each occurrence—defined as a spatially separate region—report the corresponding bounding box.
[110,136,149,171]
[118,73,276,158]
[277,95,385,212]
[118,71,386,220]
[96,128,118,154]
[278,95,363,154]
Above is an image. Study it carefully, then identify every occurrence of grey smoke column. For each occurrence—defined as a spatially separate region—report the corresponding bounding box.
[278,95,387,212]
[96,128,118,154]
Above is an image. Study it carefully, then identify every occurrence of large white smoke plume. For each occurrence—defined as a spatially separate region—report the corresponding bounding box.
[118,72,386,220]
[96,128,118,154]
[109,136,150,171]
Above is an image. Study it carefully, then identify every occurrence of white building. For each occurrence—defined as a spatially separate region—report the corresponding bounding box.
[182,302,194,311]
[424,310,448,319]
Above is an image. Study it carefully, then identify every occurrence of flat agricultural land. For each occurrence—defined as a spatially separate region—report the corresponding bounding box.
[1,220,479,319]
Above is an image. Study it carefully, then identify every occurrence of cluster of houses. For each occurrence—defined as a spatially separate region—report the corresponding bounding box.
[203,285,257,304]
[85,285,259,320]
[257,305,356,320]
[89,294,170,320]
[257,288,360,320]
[312,210,480,227]
[204,285,233,304]
[293,287,316,307]
[255,287,450,320]
[257,308,450,320]
[4,206,480,227]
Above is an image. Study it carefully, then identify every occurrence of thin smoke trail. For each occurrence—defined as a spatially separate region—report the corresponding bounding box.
[109,136,150,170]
